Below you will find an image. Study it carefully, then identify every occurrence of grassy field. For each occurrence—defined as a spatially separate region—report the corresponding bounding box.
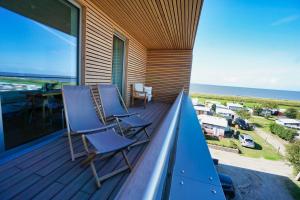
[249,116,274,132]
[206,128,282,160]
[191,93,300,110]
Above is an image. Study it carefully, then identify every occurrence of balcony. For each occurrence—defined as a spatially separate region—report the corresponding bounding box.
[0,92,224,199]
[0,0,224,199]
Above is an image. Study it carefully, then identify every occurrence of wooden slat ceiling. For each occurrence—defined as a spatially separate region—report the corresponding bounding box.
[92,0,203,49]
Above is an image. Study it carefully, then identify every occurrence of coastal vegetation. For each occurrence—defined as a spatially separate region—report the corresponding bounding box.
[236,109,251,120]
[286,141,300,174]
[269,123,297,142]
[190,93,300,110]
[285,108,300,119]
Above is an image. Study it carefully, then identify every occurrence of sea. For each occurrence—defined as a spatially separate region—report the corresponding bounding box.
[190,83,300,101]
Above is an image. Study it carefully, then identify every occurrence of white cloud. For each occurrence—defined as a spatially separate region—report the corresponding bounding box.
[271,15,300,26]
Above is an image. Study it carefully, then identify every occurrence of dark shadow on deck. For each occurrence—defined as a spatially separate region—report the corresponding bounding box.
[0,102,170,200]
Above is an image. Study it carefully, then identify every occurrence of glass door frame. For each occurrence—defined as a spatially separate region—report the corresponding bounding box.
[68,0,82,85]
[112,31,128,98]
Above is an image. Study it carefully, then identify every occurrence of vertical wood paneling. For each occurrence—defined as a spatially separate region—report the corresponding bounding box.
[146,50,193,102]
[81,0,147,104]
[77,0,201,103]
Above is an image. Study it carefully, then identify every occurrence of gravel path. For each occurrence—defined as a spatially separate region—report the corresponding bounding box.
[210,148,294,200]
[254,127,288,156]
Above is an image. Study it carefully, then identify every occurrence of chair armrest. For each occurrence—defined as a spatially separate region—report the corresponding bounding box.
[134,91,146,95]
[113,112,139,118]
[75,123,117,134]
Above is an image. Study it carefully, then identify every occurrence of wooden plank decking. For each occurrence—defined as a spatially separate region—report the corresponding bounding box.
[0,102,170,200]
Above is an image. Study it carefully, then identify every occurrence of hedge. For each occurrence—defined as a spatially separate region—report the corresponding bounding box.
[286,141,300,173]
[269,123,297,142]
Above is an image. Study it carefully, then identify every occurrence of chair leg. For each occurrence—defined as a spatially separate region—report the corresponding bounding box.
[90,160,101,188]
[121,150,132,171]
[116,118,125,137]
[144,128,150,140]
[144,97,146,108]
[67,132,75,161]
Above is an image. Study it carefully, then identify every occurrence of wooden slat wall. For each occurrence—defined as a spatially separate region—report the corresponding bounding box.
[81,0,147,104]
[93,0,203,49]
[146,50,192,102]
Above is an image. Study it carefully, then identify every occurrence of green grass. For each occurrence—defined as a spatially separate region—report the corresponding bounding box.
[0,77,74,89]
[240,129,282,160]
[191,93,300,111]
[249,116,274,132]
[206,137,236,148]
[205,129,282,160]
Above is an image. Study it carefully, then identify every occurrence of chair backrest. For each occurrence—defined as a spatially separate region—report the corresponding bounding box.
[97,84,128,119]
[133,83,144,93]
[62,85,104,133]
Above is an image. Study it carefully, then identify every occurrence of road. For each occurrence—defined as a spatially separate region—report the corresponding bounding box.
[210,148,294,200]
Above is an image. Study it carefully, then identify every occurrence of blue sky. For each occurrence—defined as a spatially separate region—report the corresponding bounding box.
[191,0,300,91]
[0,7,77,77]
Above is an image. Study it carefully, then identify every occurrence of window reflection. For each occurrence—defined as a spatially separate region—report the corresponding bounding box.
[0,0,79,150]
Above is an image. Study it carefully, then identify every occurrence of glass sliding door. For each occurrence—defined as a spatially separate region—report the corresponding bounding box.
[0,0,80,151]
[112,35,125,96]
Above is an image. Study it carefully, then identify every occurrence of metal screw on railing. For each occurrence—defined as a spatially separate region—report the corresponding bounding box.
[211,189,217,194]
[209,176,213,181]
[181,170,185,174]
[180,181,184,185]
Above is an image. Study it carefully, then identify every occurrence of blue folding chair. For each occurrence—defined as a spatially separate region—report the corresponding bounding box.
[97,84,152,146]
[62,85,134,187]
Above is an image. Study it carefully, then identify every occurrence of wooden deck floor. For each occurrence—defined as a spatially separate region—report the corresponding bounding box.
[0,102,170,200]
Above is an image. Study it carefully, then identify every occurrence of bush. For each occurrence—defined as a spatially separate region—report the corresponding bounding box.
[236,109,251,119]
[286,141,300,173]
[285,108,298,119]
[269,123,297,142]
[253,104,263,116]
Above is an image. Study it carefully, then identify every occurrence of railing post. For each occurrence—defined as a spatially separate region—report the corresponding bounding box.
[0,97,5,153]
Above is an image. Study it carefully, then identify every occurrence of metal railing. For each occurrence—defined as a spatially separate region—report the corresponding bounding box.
[115,90,184,200]
[115,91,225,200]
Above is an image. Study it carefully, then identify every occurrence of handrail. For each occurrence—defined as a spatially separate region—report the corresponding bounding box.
[115,90,184,200]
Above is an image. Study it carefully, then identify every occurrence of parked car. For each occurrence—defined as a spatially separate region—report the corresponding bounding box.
[234,118,252,130]
[218,173,235,199]
[239,134,255,148]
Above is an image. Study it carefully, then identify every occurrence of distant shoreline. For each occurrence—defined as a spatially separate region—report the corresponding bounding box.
[0,71,76,80]
[190,83,300,101]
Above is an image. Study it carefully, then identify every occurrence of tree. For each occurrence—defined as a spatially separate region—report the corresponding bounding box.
[211,104,216,113]
[253,104,263,116]
[286,141,300,179]
[236,109,251,120]
[285,108,298,119]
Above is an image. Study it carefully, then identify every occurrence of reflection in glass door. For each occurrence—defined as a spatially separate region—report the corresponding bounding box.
[112,35,125,96]
[0,0,79,151]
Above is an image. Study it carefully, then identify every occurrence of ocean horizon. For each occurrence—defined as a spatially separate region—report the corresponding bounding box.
[190,83,300,101]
